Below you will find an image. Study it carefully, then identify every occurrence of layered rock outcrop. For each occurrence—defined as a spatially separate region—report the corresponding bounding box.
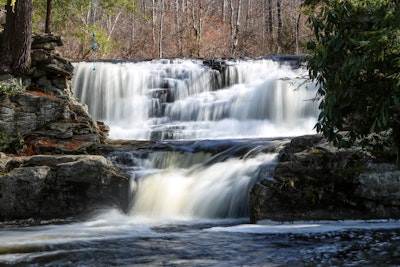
[249,135,400,222]
[0,33,123,222]
[0,33,108,155]
[0,154,130,221]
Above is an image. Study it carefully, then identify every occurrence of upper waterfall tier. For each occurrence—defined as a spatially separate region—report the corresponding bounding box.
[72,58,319,140]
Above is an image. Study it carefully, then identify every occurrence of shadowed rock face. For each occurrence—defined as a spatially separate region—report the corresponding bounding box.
[249,135,400,223]
[0,33,108,155]
[0,154,130,221]
[0,34,129,221]
[0,33,125,222]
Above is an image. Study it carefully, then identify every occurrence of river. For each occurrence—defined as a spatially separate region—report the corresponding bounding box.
[1,58,399,266]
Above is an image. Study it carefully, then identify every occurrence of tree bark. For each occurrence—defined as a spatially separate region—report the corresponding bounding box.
[231,0,242,56]
[191,0,199,56]
[0,0,33,75]
[295,13,301,54]
[229,0,234,46]
[159,0,165,58]
[267,0,273,35]
[197,0,203,57]
[245,0,250,30]
[45,0,52,33]
[152,0,156,48]
[175,0,182,56]
[222,0,227,22]
[276,0,283,54]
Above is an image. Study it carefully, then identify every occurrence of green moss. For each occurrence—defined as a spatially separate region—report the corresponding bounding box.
[0,131,26,154]
[0,77,25,96]
[304,187,317,205]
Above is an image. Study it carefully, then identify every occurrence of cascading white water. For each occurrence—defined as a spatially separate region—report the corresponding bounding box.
[72,58,319,140]
[2,59,399,267]
[2,60,400,267]
[121,145,279,219]
[72,58,318,220]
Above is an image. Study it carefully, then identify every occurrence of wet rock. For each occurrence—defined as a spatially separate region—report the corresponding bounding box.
[355,164,400,217]
[0,155,130,221]
[249,135,400,222]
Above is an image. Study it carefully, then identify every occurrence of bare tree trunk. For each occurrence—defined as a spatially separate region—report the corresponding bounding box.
[181,0,185,13]
[276,0,283,54]
[295,13,301,54]
[191,0,199,56]
[142,0,147,12]
[152,0,156,47]
[267,0,273,35]
[45,0,52,33]
[0,0,33,75]
[182,0,190,56]
[229,0,234,45]
[129,13,136,57]
[245,0,250,30]
[222,0,227,22]
[197,0,203,57]
[175,0,182,56]
[231,0,241,56]
[159,0,165,58]
[105,11,122,43]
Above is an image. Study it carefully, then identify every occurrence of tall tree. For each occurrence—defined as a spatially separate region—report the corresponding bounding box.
[152,0,156,48]
[174,0,182,56]
[45,0,52,33]
[267,0,273,36]
[231,0,242,56]
[306,0,400,163]
[276,0,283,53]
[222,0,226,22]
[0,0,33,74]
[159,0,165,58]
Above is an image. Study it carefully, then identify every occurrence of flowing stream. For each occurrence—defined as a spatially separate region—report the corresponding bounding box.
[1,58,400,266]
[72,58,318,140]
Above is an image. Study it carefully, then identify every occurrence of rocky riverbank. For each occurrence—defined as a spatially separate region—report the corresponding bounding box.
[0,154,129,221]
[0,33,399,223]
[249,135,400,222]
[0,33,125,221]
[0,33,108,155]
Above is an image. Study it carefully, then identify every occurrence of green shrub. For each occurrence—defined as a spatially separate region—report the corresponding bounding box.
[0,77,25,96]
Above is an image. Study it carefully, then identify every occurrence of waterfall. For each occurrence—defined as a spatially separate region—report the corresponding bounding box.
[129,154,276,219]
[72,58,318,219]
[72,58,319,140]
[109,140,283,219]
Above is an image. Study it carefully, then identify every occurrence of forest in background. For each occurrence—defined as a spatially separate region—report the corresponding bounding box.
[0,0,309,61]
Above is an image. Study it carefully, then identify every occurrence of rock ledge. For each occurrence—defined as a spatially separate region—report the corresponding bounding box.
[0,154,130,221]
[249,135,400,222]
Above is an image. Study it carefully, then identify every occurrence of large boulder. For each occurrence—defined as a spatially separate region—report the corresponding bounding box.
[249,135,400,222]
[356,164,400,217]
[0,91,106,154]
[0,154,130,221]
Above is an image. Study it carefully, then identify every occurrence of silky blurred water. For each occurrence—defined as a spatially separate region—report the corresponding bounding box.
[72,59,318,140]
[1,212,400,266]
[1,139,400,266]
[1,59,394,266]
